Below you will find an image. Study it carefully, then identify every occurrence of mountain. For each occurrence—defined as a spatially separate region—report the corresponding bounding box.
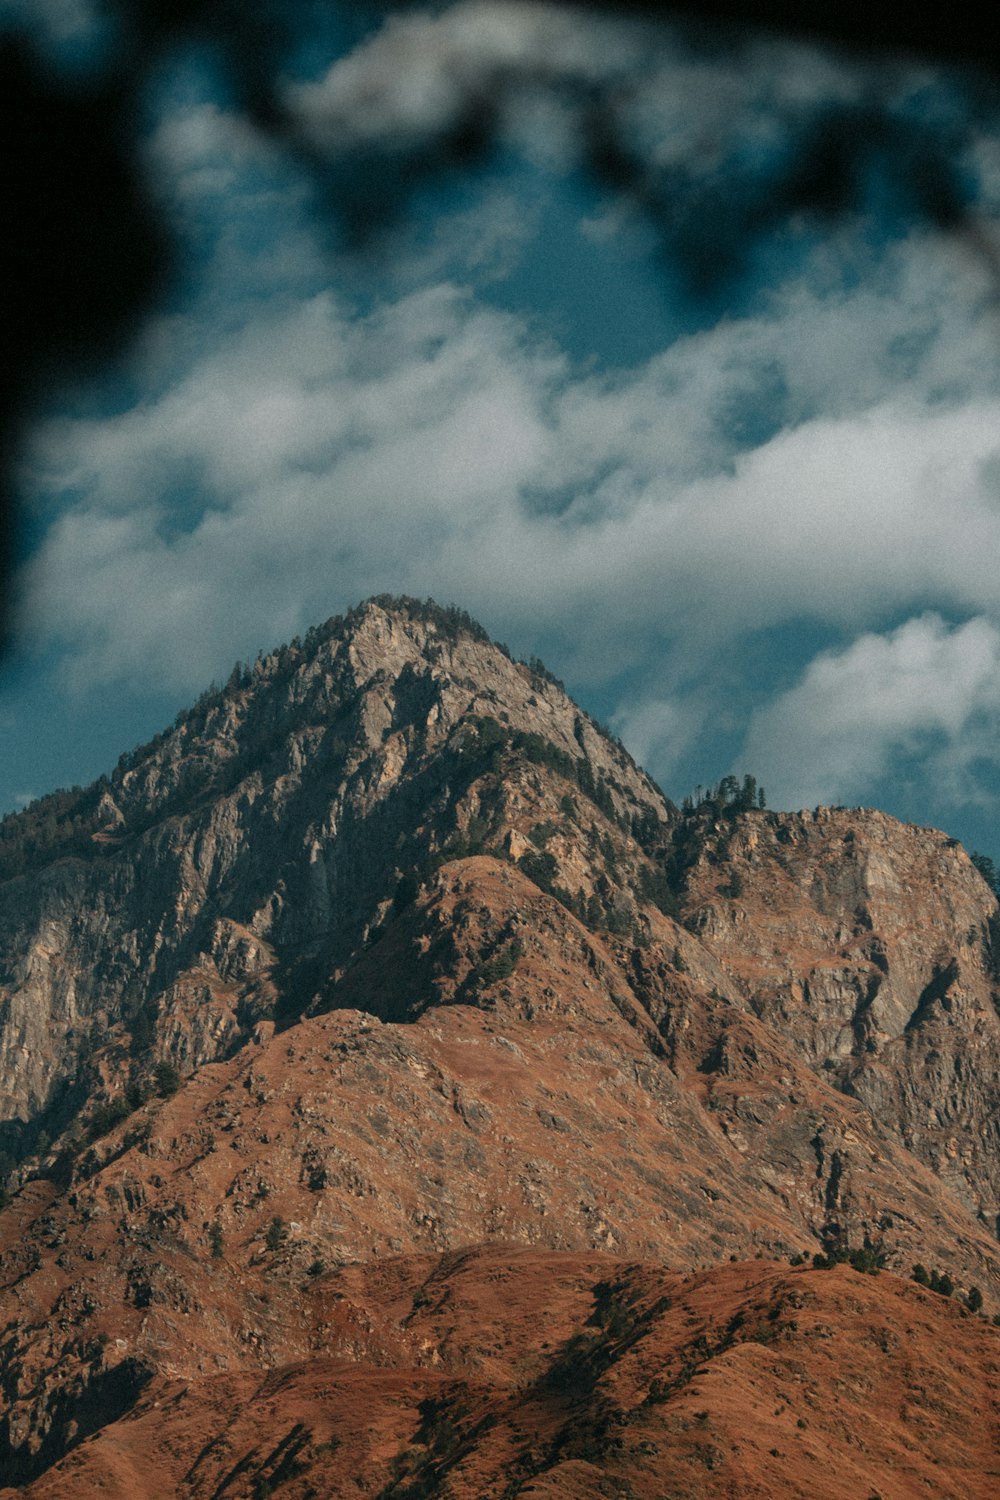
[1,595,999,1497]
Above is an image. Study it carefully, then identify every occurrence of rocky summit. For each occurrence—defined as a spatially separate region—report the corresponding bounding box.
[1,595,999,1498]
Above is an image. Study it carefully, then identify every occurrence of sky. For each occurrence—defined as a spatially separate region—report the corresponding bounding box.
[5,0,1000,858]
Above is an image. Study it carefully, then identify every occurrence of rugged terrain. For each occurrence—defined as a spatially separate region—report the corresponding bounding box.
[7,1246,1000,1500]
[1,596,999,1495]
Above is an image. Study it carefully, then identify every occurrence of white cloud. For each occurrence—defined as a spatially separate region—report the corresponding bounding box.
[282,0,947,221]
[148,101,266,197]
[624,33,866,180]
[18,284,564,686]
[384,185,543,289]
[610,694,709,783]
[286,1,647,157]
[0,0,119,78]
[742,614,1000,810]
[17,221,1000,708]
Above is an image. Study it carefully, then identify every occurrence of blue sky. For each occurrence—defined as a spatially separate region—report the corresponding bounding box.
[6,1,1000,859]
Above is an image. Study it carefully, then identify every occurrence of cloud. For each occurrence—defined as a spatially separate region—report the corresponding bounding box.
[382,185,543,289]
[610,694,710,784]
[282,0,892,178]
[18,283,564,686]
[286,1,647,157]
[17,217,1000,711]
[282,0,974,270]
[742,614,1000,810]
[13,17,1000,837]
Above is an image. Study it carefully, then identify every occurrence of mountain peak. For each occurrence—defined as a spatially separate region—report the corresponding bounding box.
[0,596,671,1144]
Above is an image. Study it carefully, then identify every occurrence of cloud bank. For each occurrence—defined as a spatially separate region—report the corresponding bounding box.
[11,3,1000,833]
[744,614,1000,809]
[21,222,1000,786]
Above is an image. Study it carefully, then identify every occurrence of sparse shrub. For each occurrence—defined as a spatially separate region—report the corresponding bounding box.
[636,861,677,917]
[462,813,489,852]
[124,1078,149,1111]
[153,1061,181,1098]
[306,1162,328,1191]
[528,820,559,849]
[471,938,524,991]
[967,1286,984,1314]
[518,849,559,894]
[915,1266,955,1297]
[88,1095,131,1139]
[971,851,1000,897]
[604,903,635,938]
[847,1244,885,1275]
[128,1002,156,1056]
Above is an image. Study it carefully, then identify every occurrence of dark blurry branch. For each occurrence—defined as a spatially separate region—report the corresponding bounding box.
[589,3,1000,73]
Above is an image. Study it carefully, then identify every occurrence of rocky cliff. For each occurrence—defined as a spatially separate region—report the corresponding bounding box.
[1,596,999,1496]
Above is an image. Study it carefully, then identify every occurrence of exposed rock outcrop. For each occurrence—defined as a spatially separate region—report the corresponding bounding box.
[0,598,668,1146]
[676,807,1000,1228]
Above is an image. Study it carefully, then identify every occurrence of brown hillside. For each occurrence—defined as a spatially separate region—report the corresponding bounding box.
[5,1247,998,1499]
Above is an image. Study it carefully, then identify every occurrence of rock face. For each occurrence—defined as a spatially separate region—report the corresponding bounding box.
[0,598,665,1143]
[1,595,1000,1495]
[677,807,1000,1230]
